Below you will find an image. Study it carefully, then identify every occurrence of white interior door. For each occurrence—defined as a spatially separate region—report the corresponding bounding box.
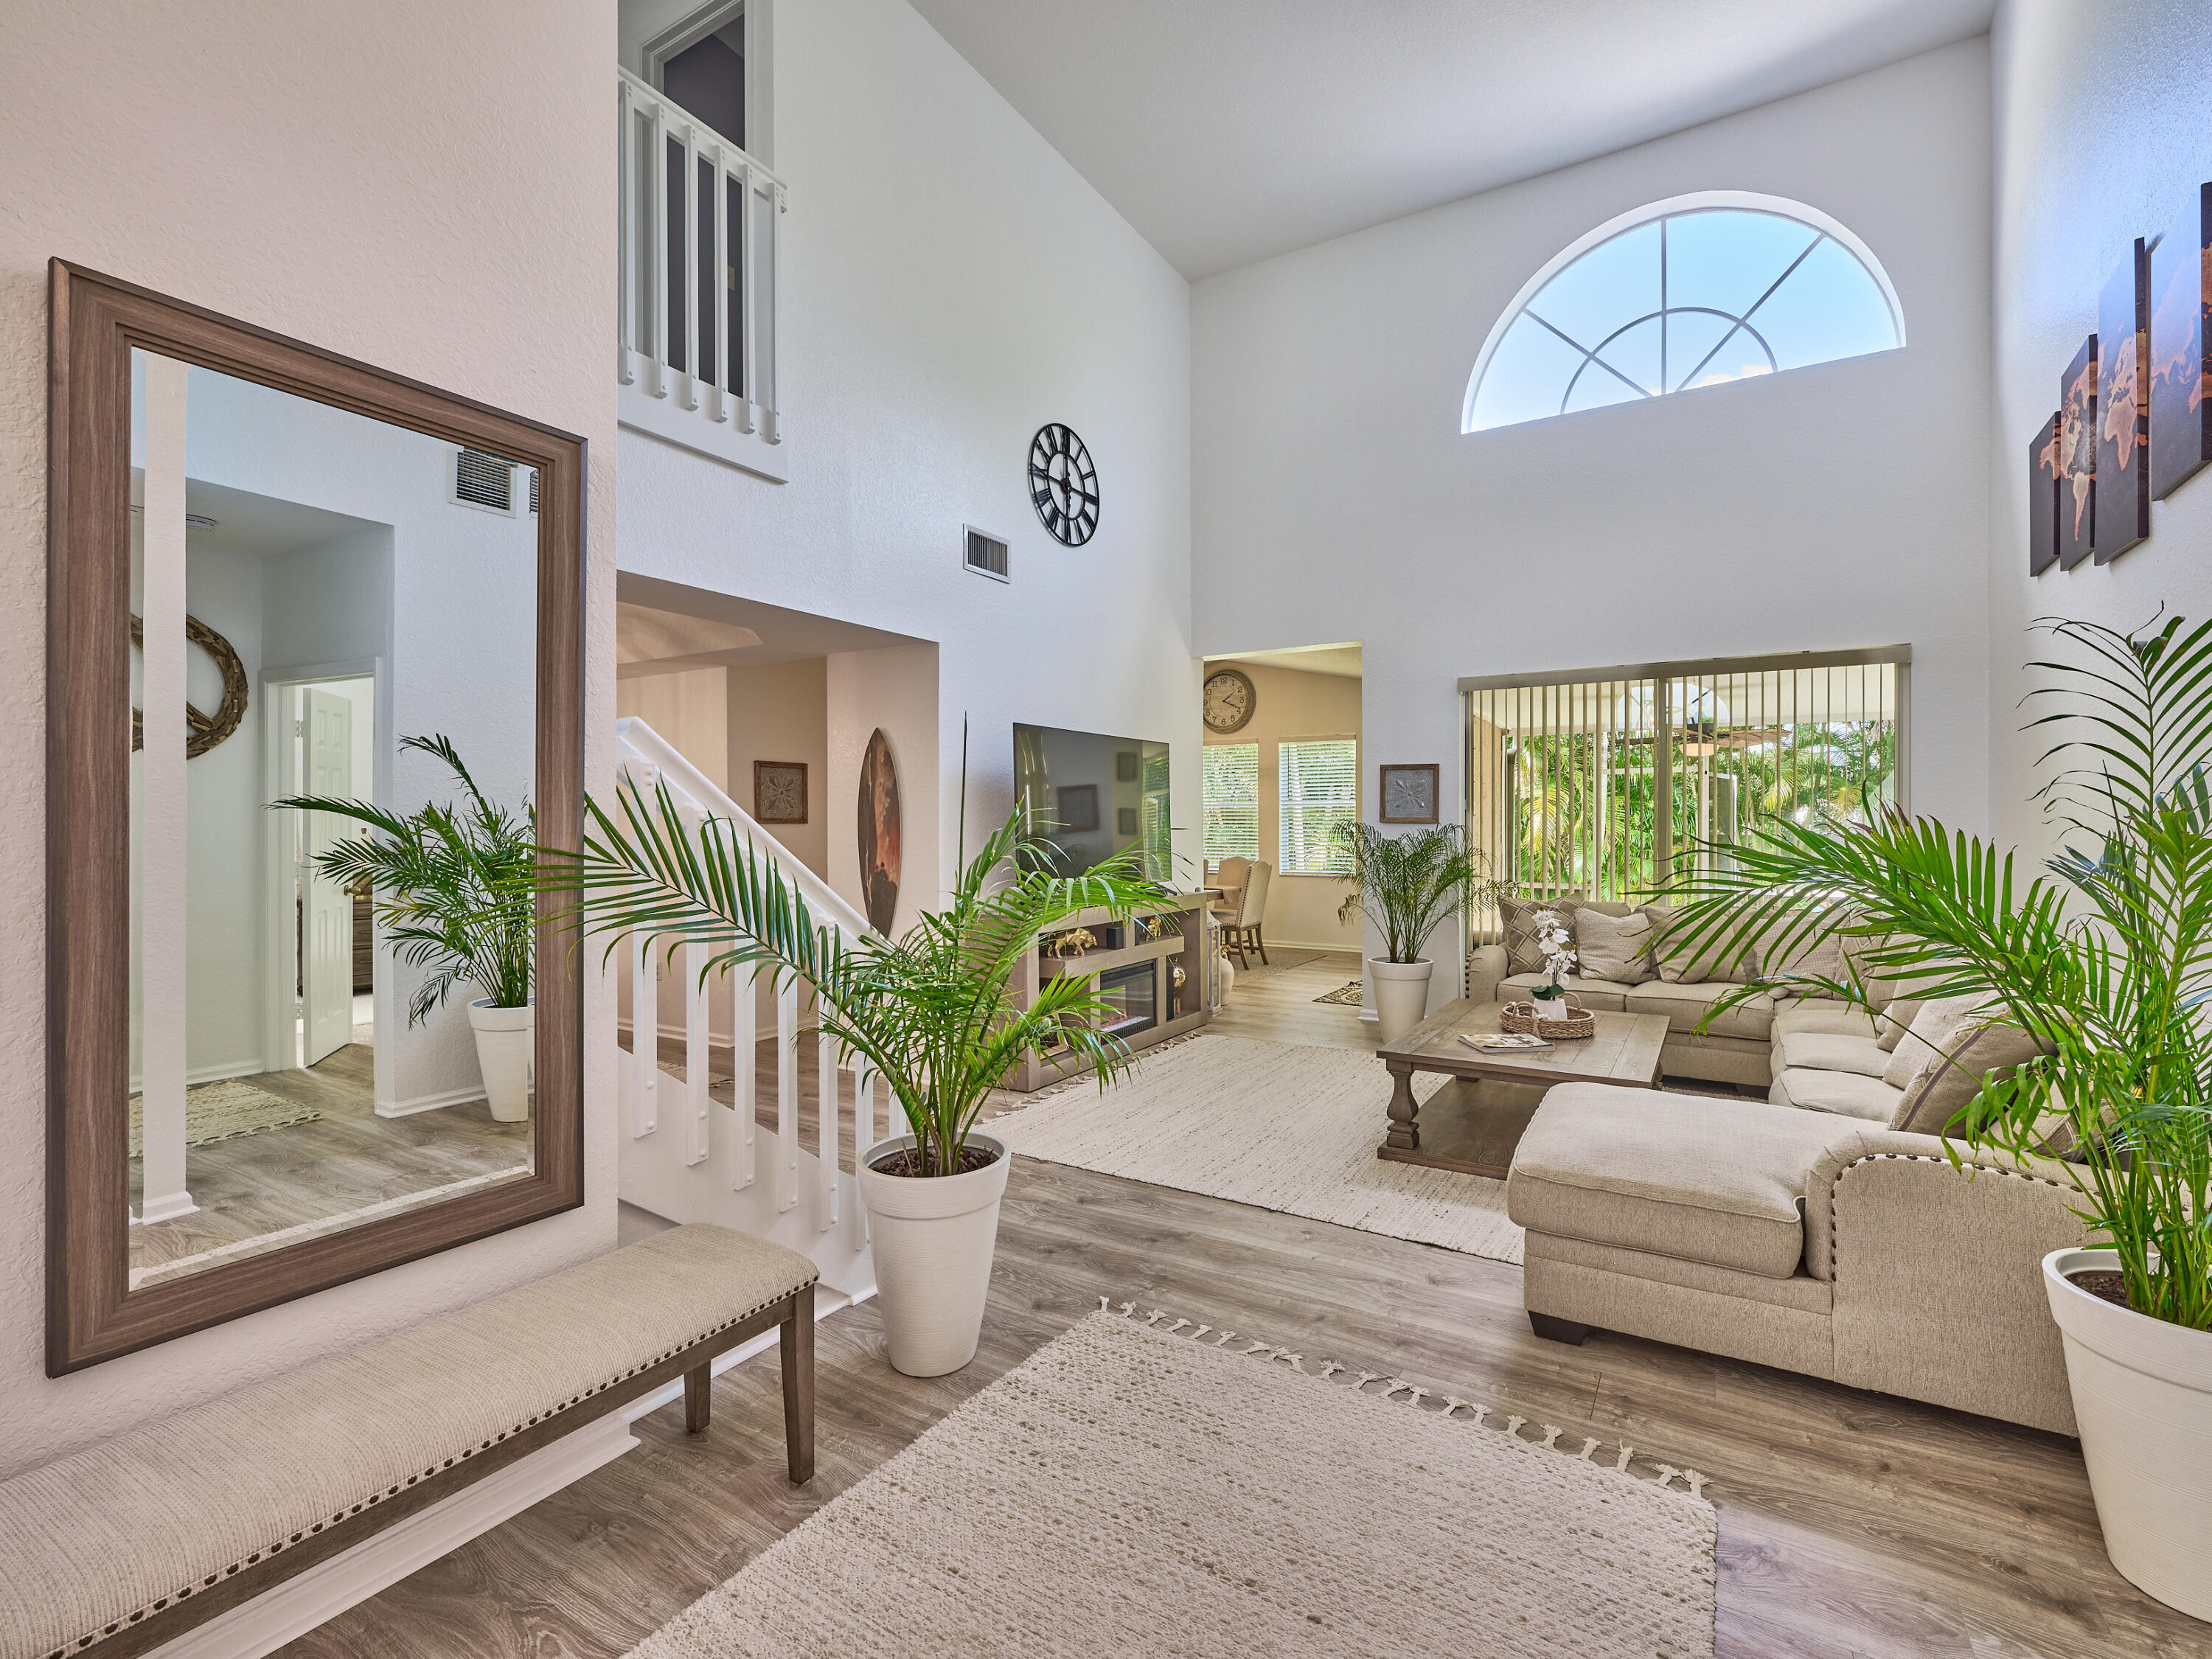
[302,688,355,1066]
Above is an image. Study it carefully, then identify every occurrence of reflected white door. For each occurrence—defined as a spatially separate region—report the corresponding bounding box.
[302,689,355,1065]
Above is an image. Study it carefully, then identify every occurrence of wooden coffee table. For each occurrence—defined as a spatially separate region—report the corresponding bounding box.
[1376,999,1669,1179]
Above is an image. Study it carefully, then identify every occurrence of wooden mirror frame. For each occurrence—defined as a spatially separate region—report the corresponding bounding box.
[46,262,587,1374]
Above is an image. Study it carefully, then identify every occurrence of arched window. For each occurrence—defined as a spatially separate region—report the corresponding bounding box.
[1463,192,1903,433]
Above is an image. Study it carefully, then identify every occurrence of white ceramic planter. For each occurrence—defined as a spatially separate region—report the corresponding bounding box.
[2044,1247,2212,1621]
[858,1132,1011,1377]
[1368,958,1434,1044]
[467,999,534,1123]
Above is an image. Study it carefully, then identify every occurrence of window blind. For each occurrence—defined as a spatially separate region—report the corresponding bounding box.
[1279,738,1358,874]
[1203,743,1259,863]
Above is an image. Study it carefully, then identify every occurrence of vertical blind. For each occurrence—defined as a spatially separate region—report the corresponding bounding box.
[1279,738,1360,874]
[1203,743,1259,862]
[1464,652,1905,927]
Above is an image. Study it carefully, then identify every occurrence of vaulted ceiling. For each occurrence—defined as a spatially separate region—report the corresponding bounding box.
[910,0,1994,279]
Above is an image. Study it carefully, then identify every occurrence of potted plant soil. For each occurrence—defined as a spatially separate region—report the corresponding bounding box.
[280,734,538,1121]
[1667,614,2212,1621]
[1334,824,1497,1043]
[548,784,1164,1377]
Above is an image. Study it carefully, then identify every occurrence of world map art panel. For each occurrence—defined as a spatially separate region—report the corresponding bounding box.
[2093,237,2151,563]
[2058,333,2098,571]
[2149,184,2212,501]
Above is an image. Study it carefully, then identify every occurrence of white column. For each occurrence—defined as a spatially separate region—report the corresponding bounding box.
[136,354,195,1225]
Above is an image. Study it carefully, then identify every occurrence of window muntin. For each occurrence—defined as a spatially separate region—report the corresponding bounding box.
[1279,739,1358,875]
[1466,199,1902,432]
[1203,743,1259,863]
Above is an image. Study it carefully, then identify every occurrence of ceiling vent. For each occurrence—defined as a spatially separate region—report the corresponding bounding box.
[451,447,518,515]
[963,525,1009,582]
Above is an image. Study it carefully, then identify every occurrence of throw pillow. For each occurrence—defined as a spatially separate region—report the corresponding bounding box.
[1762,925,1846,1000]
[1643,903,1752,984]
[1498,892,1584,976]
[1573,907,1656,984]
[1892,1018,2049,1136]
[1880,994,1983,1091]
[1874,996,1924,1052]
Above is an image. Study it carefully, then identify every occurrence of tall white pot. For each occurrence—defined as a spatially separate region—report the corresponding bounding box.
[467,998,534,1123]
[1368,958,1434,1044]
[858,1132,1011,1377]
[2044,1248,2212,1621]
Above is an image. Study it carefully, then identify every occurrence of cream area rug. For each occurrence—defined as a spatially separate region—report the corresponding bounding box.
[993,1034,1523,1264]
[128,1079,321,1158]
[628,1307,1716,1658]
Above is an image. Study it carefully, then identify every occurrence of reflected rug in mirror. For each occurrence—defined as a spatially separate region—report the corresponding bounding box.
[128,1079,321,1158]
[993,1034,1522,1263]
[626,1310,1716,1658]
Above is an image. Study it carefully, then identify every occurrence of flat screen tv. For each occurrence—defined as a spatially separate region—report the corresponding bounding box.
[1012,723,1171,882]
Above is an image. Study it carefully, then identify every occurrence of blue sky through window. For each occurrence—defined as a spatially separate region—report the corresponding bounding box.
[1467,205,1899,431]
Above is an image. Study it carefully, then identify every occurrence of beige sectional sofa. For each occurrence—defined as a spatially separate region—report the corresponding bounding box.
[1506,1082,2087,1433]
[1473,905,2087,1434]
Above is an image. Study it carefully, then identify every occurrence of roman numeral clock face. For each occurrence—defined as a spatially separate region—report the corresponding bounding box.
[1028,422,1099,546]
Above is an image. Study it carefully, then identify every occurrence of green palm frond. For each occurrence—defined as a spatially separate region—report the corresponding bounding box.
[1333,823,1498,964]
[276,734,535,1023]
[1659,616,2212,1329]
[535,776,1172,1177]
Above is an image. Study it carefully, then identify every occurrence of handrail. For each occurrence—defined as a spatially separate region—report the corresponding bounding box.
[613,716,875,943]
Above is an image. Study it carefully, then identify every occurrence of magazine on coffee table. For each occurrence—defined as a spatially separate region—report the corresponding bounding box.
[1459,1031,1554,1054]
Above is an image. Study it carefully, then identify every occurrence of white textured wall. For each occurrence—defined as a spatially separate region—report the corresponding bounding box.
[1192,41,1992,1014]
[1989,1,2212,858]
[615,0,1198,911]
[0,0,619,1475]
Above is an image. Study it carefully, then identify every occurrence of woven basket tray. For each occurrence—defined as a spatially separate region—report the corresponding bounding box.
[1500,997,1596,1040]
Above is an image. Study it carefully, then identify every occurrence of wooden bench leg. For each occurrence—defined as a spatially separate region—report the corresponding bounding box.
[684,1363,712,1434]
[781,1281,815,1484]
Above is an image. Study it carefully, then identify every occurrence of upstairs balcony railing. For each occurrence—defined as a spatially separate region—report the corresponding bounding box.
[617,67,786,477]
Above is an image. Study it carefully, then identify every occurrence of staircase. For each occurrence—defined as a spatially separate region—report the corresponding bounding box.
[612,717,877,1304]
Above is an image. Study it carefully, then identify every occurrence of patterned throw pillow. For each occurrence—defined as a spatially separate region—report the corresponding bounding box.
[1498,892,1584,976]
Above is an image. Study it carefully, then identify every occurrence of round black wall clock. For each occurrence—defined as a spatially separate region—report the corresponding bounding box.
[1028,422,1099,546]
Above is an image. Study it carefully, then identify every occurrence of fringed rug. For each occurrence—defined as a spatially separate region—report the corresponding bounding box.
[1312,979,1364,1006]
[994,1034,1524,1263]
[128,1079,321,1158]
[626,1307,1715,1658]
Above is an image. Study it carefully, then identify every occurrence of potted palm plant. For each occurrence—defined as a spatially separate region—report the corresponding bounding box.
[279,734,538,1121]
[1664,615,2212,1620]
[546,778,1167,1377]
[1334,824,1497,1043]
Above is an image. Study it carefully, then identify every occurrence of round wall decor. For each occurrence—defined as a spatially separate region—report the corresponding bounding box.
[131,612,248,758]
[1028,422,1099,546]
[1203,667,1257,734]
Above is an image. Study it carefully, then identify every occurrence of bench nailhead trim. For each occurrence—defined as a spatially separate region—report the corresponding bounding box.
[52,1273,816,1659]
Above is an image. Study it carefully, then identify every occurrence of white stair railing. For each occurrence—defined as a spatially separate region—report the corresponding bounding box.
[612,717,877,1300]
[616,68,785,457]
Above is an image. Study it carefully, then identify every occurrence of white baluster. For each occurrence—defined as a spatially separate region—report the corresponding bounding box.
[737,161,757,434]
[616,80,636,386]
[817,1031,839,1231]
[678,117,699,411]
[712,143,731,423]
[684,938,710,1166]
[852,1057,874,1247]
[776,975,798,1212]
[648,98,668,397]
[731,963,758,1191]
[632,928,657,1137]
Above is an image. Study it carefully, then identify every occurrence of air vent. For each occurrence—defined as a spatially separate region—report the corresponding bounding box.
[451,447,516,515]
[963,526,1009,582]
[528,468,539,515]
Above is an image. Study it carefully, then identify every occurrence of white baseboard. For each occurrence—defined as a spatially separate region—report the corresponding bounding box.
[375,1085,487,1119]
[128,1057,271,1095]
[140,1284,858,1659]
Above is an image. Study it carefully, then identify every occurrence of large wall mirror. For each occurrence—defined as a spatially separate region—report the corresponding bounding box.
[47,263,585,1373]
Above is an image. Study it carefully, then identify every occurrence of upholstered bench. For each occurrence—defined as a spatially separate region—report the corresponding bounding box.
[1506,1082,2090,1434]
[0,1223,817,1659]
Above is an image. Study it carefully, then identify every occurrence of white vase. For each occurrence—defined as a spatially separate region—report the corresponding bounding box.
[467,998,534,1123]
[858,1132,1011,1377]
[2044,1248,2212,1620]
[1214,948,1236,1006]
[1368,958,1434,1044]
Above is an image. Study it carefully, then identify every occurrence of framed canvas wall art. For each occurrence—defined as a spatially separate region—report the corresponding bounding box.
[2030,410,2062,575]
[2150,184,2212,500]
[2059,333,2098,570]
[2094,240,2151,562]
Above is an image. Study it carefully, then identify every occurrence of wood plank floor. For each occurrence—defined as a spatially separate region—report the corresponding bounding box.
[281,961,2207,1659]
[130,1045,531,1277]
